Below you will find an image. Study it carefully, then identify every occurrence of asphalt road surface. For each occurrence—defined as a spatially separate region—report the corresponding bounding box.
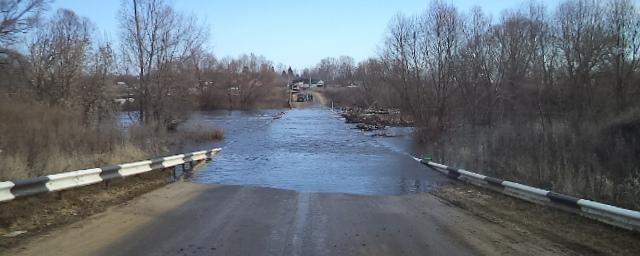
[11,182,572,256]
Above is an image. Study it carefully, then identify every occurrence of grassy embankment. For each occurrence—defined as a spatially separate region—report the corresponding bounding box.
[0,97,223,181]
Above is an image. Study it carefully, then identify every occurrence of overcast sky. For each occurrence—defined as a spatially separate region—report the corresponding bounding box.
[49,0,630,69]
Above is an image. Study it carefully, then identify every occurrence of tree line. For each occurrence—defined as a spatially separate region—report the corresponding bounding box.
[0,0,280,179]
[0,0,286,128]
[316,0,640,209]
[317,0,639,129]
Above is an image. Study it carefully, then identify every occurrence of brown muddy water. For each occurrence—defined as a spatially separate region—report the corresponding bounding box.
[184,106,450,195]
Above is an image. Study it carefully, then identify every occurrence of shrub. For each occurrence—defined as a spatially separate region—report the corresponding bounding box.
[0,96,223,181]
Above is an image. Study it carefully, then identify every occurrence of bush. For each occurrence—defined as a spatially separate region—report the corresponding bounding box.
[0,96,132,179]
[0,96,223,181]
[323,87,368,108]
[417,110,640,210]
[182,125,224,142]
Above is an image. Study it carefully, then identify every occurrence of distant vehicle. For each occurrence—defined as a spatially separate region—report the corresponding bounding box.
[292,85,299,91]
[228,86,240,96]
[296,94,305,102]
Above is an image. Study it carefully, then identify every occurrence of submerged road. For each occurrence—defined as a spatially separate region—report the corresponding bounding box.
[11,106,574,255]
[188,106,450,195]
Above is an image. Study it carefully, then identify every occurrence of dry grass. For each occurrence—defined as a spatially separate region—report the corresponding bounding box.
[433,184,640,256]
[181,125,224,142]
[417,110,640,211]
[127,121,224,155]
[0,170,170,251]
[0,96,222,181]
[0,96,129,179]
[253,87,289,109]
[323,87,369,108]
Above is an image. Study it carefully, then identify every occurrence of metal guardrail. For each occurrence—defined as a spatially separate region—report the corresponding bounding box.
[0,148,222,202]
[413,157,640,232]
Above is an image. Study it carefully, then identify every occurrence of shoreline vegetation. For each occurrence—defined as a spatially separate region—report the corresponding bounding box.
[0,96,224,181]
[318,0,640,211]
[0,0,638,213]
[0,0,289,181]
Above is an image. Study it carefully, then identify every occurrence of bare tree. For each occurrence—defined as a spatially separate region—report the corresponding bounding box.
[315,57,338,83]
[336,55,355,85]
[235,54,277,109]
[556,0,612,123]
[0,0,48,46]
[27,9,92,105]
[382,13,418,117]
[606,0,640,114]
[420,0,462,131]
[77,41,116,125]
[119,0,207,125]
[457,6,493,127]
[318,0,640,209]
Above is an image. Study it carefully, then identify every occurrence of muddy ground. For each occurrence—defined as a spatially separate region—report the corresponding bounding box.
[0,170,172,252]
[432,183,640,256]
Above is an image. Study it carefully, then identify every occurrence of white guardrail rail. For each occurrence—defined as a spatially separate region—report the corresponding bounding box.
[412,157,640,232]
[0,148,221,203]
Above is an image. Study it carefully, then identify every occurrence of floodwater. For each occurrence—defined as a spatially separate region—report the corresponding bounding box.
[187,106,451,195]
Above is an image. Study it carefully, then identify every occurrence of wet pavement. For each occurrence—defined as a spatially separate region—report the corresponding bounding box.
[187,106,450,195]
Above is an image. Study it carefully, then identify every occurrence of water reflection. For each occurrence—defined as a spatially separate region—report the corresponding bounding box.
[188,106,450,196]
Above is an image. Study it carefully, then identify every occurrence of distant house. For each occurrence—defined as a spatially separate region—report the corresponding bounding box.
[290,78,324,88]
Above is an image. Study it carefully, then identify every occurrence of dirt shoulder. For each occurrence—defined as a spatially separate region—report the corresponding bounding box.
[0,170,172,252]
[432,183,640,256]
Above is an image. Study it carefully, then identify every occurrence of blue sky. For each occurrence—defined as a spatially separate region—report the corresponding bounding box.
[50,0,564,69]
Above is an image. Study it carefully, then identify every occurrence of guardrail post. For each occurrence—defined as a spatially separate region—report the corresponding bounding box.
[411,156,640,232]
[0,148,222,204]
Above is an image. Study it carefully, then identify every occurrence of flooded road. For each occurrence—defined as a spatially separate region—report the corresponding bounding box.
[16,107,583,256]
[188,106,450,195]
